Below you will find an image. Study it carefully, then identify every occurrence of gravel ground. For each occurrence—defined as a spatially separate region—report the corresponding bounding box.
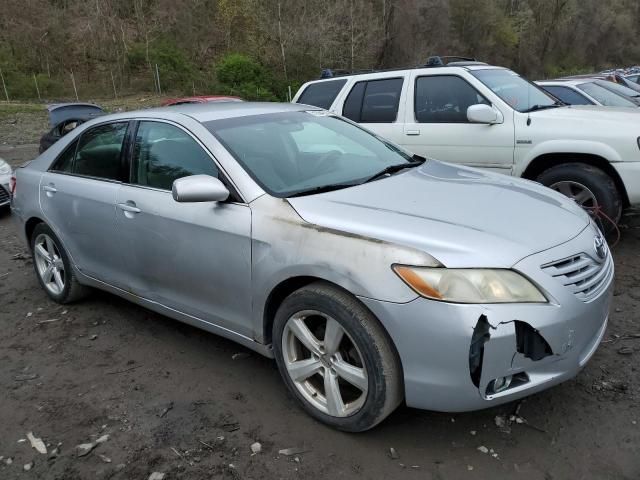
[0,107,638,480]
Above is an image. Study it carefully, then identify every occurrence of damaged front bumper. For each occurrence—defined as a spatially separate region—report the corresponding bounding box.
[359,228,614,412]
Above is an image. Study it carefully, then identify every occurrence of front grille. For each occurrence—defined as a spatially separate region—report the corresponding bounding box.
[541,251,613,302]
[0,186,9,205]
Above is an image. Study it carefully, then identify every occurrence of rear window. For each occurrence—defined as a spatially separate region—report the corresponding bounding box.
[296,80,347,109]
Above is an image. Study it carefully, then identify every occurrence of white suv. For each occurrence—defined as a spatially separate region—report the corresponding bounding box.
[293,60,640,226]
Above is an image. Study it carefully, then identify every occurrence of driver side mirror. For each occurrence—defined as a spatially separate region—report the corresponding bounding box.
[172,174,230,203]
[467,104,502,124]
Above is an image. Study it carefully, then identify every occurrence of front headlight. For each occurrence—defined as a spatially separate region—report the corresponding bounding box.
[393,266,547,304]
[0,159,11,175]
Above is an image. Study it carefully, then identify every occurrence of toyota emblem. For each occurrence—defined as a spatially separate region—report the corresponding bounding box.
[594,236,607,261]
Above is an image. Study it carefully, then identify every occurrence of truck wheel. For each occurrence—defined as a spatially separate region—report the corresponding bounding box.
[536,163,622,230]
[273,282,403,432]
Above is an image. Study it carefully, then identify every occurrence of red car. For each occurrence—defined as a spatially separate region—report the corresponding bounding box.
[161,95,243,107]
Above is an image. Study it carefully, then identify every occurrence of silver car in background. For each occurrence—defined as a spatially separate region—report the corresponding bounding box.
[11,103,613,431]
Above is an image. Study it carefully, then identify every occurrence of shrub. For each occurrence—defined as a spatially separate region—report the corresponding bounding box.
[215,53,278,100]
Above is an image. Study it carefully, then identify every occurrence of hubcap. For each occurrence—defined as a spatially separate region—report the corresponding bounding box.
[34,233,65,295]
[550,180,598,209]
[282,310,368,417]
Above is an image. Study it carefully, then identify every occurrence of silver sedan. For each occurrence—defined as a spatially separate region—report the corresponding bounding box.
[11,102,613,431]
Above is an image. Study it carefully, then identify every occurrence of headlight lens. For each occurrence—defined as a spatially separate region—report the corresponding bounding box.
[0,159,11,175]
[393,266,547,304]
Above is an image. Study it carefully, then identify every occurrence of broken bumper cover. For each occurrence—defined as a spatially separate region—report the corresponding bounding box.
[359,229,613,412]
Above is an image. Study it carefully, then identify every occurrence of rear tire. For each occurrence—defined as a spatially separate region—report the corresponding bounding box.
[536,163,622,232]
[273,282,403,432]
[31,223,90,304]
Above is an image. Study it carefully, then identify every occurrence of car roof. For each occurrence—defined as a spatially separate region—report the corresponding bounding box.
[563,73,610,80]
[87,102,318,125]
[161,95,243,106]
[303,65,507,85]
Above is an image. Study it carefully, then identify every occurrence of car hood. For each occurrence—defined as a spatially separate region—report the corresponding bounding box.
[533,104,640,121]
[287,161,590,268]
[47,103,104,127]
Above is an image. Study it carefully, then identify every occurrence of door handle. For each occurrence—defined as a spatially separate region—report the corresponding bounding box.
[117,203,141,214]
[406,129,421,136]
[42,185,57,193]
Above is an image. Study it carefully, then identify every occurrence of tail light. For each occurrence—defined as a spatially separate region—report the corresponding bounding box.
[10,175,16,196]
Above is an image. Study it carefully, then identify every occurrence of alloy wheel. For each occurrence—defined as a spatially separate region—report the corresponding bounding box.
[33,233,65,295]
[282,310,368,417]
[550,180,598,208]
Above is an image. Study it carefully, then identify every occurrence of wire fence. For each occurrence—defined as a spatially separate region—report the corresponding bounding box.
[0,64,295,103]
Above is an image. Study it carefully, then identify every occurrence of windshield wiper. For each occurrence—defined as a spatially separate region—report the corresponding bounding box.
[523,102,563,113]
[363,159,425,183]
[287,182,362,198]
[287,158,425,197]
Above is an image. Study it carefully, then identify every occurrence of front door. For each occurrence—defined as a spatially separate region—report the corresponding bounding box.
[40,121,129,284]
[400,73,515,173]
[116,120,252,336]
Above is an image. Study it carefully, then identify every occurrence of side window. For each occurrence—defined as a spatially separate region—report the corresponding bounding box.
[73,122,128,180]
[132,121,218,191]
[342,78,404,123]
[543,86,592,105]
[74,122,128,180]
[342,82,366,121]
[415,75,489,123]
[50,140,78,173]
[296,80,347,109]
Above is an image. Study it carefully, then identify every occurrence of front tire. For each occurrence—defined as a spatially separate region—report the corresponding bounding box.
[536,163,622,231]
[273,282,403,432]
[31,223,89,304]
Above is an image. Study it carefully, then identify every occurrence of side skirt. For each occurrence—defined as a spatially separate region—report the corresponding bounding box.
[76,270,275,359]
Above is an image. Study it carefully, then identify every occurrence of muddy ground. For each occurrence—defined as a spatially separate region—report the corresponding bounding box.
[0,103,639,480]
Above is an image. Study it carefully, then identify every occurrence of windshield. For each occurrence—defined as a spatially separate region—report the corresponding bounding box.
[471,69,558,112]
[205,111,415,197]
[578,82,637,107]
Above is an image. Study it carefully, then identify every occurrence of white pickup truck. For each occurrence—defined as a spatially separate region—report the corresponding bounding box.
[293,60,640,226]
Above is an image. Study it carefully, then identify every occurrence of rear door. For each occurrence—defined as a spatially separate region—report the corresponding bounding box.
[115,120,252,336]
[40,121,129,284]
[339,76,408,146]
[401,72,515,172]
